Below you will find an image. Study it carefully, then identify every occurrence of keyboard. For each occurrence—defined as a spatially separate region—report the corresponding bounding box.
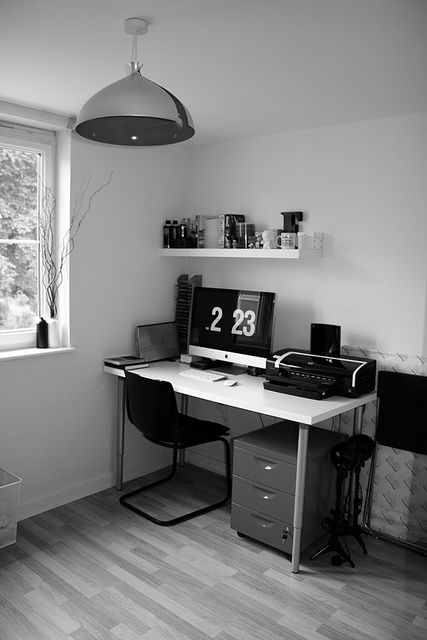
[179,368,227,383]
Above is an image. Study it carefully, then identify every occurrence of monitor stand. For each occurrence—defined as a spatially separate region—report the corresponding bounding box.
[190,358,247,375]
[189,358,214,370]
[210,361,247,376]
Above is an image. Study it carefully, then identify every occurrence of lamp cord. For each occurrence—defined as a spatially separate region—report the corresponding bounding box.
[131,33,139,65]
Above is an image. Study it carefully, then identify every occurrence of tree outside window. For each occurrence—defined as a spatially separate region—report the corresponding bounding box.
[0,145,41,331]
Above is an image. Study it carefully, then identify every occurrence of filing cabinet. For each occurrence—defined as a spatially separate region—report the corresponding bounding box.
[231,421,344,555]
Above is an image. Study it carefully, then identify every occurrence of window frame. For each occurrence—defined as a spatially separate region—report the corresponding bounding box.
[0,121,64,353]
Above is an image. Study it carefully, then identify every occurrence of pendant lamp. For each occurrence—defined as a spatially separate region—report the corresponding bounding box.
[75,18,195,146]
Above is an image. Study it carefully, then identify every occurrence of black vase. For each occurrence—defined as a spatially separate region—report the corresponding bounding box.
[36,317,48,348]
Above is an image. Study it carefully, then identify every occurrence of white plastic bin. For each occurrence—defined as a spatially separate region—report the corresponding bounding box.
[0,467,22,548]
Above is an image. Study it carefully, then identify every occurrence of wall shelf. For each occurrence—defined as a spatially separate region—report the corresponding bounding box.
[159,248,322,259]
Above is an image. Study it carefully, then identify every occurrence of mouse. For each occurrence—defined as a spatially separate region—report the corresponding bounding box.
[224,379,237,387]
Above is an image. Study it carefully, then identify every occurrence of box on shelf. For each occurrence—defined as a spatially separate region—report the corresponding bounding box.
[297,232,323,250]
[218,214,245,248]
[189,218,198,247]
[0,467,22,548]
[236,222,256,248]
[192,215,220,248]
[204,216,220,248]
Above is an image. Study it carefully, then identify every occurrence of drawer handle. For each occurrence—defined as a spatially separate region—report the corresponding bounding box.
[253,456,277,471]
[251,513,275,529]
[252,485,276,501]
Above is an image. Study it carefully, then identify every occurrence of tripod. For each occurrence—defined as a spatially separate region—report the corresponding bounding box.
[311,435,374,567]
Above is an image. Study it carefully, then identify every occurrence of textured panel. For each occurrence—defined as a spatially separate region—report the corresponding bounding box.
[341,346,427,551]
[369,445,427,546]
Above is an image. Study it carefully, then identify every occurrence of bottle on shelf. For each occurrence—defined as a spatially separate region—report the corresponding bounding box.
[176,218,189,248]
[163,219,172,248]
[171,219,180,248]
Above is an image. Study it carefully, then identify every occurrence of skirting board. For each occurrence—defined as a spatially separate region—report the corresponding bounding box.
[18,453,171,521]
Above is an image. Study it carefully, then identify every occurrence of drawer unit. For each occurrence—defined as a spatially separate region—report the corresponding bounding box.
[231,420,344,555]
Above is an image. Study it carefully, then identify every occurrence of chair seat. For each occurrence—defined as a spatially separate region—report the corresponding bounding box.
[179,414,230,446]
[146,414,230,448]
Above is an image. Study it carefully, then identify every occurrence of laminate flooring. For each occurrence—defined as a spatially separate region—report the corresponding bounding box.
[0,465,426,640]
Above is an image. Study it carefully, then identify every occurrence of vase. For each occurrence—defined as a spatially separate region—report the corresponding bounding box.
[47,318,60,348]
[36,317,49,348]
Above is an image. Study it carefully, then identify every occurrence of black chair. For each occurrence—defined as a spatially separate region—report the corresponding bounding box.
[363,370,427,553]
[375,370,427,455]
[119,371,232,526]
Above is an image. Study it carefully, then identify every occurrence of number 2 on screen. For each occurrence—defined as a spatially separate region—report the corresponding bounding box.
[210,306,256,337]
[210,306,223,332]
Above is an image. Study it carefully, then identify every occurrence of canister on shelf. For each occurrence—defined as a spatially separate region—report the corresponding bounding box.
[176,219,189,248]
[169,219,180,248]
[163,219,172,248]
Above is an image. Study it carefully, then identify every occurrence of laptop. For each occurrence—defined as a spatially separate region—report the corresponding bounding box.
[135,321,180,363]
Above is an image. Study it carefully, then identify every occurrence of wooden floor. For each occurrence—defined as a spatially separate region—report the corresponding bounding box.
[1,466,426,640]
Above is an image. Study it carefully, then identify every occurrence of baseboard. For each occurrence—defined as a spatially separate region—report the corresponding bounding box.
[186,450,225,476]
[18,453,171,521]
[18,472,115,521]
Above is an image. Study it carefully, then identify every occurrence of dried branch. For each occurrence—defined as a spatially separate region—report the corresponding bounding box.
[39,172,114,318]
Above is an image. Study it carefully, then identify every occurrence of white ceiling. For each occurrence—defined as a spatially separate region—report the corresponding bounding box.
[1,0,426,145]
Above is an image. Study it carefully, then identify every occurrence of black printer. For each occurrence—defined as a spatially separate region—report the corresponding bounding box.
[264,348,376,400]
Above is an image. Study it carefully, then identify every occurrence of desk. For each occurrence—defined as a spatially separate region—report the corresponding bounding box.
[105,360,376,573]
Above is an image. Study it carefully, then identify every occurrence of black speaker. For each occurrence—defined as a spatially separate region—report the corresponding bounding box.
[310,323,341,357]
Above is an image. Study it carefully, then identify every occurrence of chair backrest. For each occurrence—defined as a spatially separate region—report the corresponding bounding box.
[376,370,427,455]
[125,372,181,443]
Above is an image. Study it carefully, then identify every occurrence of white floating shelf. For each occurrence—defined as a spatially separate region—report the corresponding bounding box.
[159,248,322,259]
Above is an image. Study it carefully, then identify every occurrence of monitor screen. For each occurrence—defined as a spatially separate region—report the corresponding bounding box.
[188,286,276,371]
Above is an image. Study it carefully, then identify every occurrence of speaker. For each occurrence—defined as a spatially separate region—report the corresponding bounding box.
[310,323,341,357]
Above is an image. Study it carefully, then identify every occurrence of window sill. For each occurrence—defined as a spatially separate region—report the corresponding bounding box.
[0,347,75,363]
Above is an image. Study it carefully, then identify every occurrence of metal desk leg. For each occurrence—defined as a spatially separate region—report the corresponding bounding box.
[291,424,310,573]
[347,406,365,506]
[116,377,126,490]
[178,394,189,466]
[353,405,364,435]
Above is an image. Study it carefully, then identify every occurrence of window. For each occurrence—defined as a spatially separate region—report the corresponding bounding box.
[0,121,57,351]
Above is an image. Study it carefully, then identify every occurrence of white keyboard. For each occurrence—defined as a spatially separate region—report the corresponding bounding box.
[179,368,226,383]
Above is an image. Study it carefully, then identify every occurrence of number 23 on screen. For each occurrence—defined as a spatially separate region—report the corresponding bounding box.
[208,306,256,337]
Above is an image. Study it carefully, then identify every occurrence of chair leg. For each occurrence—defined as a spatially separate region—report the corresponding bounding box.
[119,438,232,526]
[161,436,232,526]
[119,447,179,524]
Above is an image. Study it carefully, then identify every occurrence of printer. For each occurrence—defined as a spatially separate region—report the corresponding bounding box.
[264,348,376,400]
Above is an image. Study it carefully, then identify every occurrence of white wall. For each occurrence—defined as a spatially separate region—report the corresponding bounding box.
[186,113,427,355]
[1,135,190,519]
[182,112,427,473]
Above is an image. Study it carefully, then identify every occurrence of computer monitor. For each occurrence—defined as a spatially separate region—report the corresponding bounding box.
[188,286,276,373]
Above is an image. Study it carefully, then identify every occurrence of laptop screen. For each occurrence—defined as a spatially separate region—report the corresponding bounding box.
[135,322,180,362]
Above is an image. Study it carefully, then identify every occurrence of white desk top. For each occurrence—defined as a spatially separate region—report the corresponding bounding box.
[104,360,376,426]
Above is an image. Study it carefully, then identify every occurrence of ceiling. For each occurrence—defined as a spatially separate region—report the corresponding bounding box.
[1,0,426,146]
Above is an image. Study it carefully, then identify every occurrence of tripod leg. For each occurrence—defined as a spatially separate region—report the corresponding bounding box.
[351,464,368,555]
[353,530,368,554]
[311,467,355,567]
[311,537,356,567]
[311,542,335,560]
[332,542,355,568]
